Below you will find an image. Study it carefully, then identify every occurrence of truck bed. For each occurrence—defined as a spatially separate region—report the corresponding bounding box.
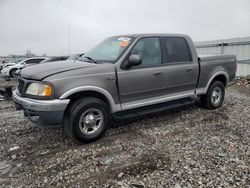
[199,54,236,62]
[197,54,237,93]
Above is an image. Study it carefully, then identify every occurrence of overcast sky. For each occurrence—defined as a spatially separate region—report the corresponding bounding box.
[0,0,249,56]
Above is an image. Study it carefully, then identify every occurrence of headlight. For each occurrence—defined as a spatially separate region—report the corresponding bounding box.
[25,83,53,97]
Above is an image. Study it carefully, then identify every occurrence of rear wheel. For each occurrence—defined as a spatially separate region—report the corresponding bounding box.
[63,97,110,143]
[10,68,18,77]
[200,81,225,109]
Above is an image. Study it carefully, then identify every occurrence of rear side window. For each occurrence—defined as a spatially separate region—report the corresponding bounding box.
[162,37,192,63]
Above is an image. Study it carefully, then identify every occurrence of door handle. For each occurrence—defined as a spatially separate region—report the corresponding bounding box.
[153,72,163,77]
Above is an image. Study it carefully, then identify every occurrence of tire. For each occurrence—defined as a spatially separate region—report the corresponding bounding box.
[10,68,18,77]
[200,81,225,110]
[63,97,110,143]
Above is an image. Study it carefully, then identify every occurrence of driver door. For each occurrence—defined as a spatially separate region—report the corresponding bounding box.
[117,37,167,110]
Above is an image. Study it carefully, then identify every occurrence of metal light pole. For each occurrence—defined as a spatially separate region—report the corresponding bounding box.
[68,24,71,56]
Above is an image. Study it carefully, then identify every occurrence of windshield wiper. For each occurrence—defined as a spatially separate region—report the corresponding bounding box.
[84,56,98,64]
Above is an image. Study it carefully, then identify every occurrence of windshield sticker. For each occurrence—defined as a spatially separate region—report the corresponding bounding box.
[119,41,129,47]
[118,37,131,42]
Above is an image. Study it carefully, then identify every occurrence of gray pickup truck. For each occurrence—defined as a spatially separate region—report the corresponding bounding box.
[13,34,237,143]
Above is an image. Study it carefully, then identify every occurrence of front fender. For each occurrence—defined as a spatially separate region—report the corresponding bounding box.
[59,86,121,113]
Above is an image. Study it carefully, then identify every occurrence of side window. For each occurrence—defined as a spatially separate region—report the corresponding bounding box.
[162,37,192,64]
[25,59,34,64]
[35,59,45,63]
[51,57,61,62]
[25,59,33,64]
[131,37,161,66]
[26,59,44,64]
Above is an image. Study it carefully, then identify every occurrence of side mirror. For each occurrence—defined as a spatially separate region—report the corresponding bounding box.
[128,54,141,67]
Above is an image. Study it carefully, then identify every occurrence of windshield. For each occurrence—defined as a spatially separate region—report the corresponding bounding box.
[8,59,22,64]
[82,36,133,63]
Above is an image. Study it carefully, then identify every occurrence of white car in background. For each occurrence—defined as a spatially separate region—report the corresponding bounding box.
[1,57,48,77]
[0,59,24,71]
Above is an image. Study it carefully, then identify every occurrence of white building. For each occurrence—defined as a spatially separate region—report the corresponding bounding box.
[195,37,250,76]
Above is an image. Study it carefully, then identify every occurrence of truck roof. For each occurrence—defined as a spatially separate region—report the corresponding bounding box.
[111,33,190,38]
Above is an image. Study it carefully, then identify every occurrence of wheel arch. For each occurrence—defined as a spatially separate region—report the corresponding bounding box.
[205,71,229,93]
[9,68,18,76]
[59,86,121,113]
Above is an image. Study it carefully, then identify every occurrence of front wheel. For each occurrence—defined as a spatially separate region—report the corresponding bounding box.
[63,97,110,143]
[10,68,18,77]
[200,81,225,109]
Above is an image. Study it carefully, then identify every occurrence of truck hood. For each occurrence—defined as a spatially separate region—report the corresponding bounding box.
[20,60,96,80]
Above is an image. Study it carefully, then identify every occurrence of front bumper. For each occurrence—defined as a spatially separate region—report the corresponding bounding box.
[1,68,10,77]
[12,90,70,126]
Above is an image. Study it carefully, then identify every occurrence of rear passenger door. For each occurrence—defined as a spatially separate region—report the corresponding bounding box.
[160,37,199,94]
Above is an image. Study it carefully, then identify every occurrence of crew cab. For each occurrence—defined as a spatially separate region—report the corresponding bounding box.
[13,34,237,143]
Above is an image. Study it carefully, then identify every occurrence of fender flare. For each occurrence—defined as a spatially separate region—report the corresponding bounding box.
[204,71,229,93]
[59,86,121,112]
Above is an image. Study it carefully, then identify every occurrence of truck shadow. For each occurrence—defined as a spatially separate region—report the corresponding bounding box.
[110,101,202,130]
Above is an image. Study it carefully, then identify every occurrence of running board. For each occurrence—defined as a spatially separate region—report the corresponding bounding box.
[113,97,195,120]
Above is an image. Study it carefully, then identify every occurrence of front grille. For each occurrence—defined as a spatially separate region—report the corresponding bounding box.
[17,79,25,95]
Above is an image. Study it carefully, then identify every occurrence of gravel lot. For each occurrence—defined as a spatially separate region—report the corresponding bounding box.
[0,79,249,187]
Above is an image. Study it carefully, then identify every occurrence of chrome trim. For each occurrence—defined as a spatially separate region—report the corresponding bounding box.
[121,90,195,111]
[13,90,70,112]
[59,86,121,113]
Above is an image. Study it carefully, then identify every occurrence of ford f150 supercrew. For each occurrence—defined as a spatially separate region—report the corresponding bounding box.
[13,34,237,143]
